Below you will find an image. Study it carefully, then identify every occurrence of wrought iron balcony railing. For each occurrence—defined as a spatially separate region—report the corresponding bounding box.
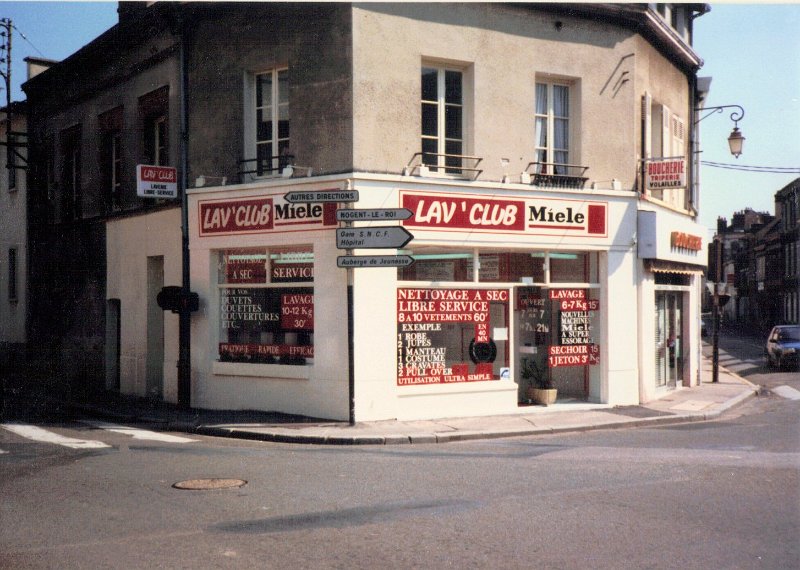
[404,152,483,180]
[524,161,589,189]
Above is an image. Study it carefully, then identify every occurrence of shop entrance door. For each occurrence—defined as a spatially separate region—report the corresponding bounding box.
[655,292,682,388]
[515,287,551,403]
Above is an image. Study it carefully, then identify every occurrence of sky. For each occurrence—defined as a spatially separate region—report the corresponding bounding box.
[1,1,798,238]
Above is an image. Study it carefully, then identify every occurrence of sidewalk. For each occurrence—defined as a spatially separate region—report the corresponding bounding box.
[22,355,757,445]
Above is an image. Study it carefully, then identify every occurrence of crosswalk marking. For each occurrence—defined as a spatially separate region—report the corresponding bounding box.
[79,420,198,443]
[772,385,800,401]
[1,423,111,449]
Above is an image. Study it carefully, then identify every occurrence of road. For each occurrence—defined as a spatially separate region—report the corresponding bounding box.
[705,328,800,395]
[1,336,798,569]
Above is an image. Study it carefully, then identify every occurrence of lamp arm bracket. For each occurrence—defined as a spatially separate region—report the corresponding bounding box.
[694,104,745,125]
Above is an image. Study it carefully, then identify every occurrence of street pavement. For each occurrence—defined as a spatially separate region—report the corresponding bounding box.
[3,353,760,445]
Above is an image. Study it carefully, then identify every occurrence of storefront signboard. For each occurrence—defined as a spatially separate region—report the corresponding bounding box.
[396,288,508,385]
[645,157,686,190]
[136,165,177,198]
[400,191,607,238]
[198,195,337,236]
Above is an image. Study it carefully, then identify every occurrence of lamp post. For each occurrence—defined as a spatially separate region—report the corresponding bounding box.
[712,236,721,383]
[695,104,746,158]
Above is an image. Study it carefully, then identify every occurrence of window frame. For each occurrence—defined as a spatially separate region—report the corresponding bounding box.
[534,79,572,175]
[214,245,315,374]
[420,64,466,176]
[8,247,17,302]
[251,67,290,178]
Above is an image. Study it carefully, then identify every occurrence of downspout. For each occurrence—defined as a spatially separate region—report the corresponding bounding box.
[177,14,191,409]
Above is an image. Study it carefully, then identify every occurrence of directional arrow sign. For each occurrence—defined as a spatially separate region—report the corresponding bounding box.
[336,208,413,222]
[284,190,359,203]
[336,226,414,249]
[337,255,415,268]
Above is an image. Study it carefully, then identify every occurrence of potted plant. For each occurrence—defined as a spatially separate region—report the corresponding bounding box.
[521,357,557,406]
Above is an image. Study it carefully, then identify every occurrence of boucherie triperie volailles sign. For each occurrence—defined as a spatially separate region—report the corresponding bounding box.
[400,191,607,238]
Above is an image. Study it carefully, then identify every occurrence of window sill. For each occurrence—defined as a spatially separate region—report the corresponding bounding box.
[212,360,311,380]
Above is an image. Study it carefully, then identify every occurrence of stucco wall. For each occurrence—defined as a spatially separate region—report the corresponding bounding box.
[352,3,644,187]
[106,209,182,400]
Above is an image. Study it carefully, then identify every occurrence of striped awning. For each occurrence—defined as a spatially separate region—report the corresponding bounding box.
[645,260,706,275]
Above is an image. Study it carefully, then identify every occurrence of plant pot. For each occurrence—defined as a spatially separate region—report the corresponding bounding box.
[528,387,557,406]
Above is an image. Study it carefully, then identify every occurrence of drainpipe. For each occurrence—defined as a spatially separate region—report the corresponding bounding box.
[177,15,191,409]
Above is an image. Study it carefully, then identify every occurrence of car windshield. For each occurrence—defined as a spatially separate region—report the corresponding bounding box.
[778,327,800,341]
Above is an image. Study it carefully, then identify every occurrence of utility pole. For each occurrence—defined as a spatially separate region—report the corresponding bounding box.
[1,18,12,172]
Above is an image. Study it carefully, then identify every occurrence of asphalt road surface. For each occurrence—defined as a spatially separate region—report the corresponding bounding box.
[2,338,798,569]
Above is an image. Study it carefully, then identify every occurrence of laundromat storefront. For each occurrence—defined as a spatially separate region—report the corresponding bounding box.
[395,252,602,404]
[385,187,628,418]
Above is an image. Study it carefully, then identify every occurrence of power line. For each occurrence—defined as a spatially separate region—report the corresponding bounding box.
[10,23,45,58]
[701,161,800,174]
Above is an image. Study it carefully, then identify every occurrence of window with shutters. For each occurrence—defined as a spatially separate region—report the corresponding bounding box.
[642,92,688,209]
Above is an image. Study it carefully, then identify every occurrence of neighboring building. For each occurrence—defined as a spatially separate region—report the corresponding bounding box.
[0,101,27,367]
[776,178,800,324]
[21,2,711,421]
[711,179,800,333]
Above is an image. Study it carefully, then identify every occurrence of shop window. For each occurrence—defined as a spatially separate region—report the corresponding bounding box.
[515,285,600,403]
[398,249,474,282]
[550,252,599,283]
[400,250,596,285]
[217,246,313,365]
[397,287,510,385]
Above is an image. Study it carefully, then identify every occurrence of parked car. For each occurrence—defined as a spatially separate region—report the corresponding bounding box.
[764,325,800,370]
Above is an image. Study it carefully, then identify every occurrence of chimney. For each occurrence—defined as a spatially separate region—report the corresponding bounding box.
[716,217,727,235]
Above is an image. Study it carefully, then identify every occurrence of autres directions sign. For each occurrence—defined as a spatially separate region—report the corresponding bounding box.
[284,190,359,204]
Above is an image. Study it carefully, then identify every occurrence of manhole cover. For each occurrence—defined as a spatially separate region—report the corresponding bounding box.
[173,478,247,490]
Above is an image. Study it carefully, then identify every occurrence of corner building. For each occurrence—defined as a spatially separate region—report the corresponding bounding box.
[26,3,711,421]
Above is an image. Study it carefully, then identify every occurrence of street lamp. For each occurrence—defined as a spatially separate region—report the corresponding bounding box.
[696,104,746,158]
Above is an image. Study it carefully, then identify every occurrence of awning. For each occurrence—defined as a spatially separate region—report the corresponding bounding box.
[645,260,706,275]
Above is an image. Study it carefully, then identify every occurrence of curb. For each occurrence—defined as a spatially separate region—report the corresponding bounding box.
[16,384,760,446]
[190,391,759,445]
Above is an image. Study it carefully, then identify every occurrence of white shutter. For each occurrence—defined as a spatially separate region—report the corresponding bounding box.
[661,104,671,157]
[672,115,685,157]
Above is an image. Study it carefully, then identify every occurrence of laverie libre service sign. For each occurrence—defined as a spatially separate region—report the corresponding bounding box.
[137,165,178,199]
